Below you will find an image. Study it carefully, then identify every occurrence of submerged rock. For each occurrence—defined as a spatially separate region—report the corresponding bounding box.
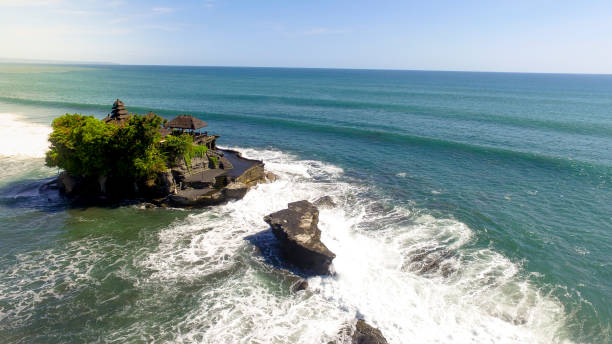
[313,195,336,208]
[263,200,336,275]
[265,172,278,182]
[350,320,388,344]
[290,279,309,293]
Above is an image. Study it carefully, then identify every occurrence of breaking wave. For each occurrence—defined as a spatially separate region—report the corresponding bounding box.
[0,113,51,158]
[135,147,570,343]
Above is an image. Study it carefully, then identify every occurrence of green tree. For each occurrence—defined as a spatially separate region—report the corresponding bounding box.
[46,113,168,180]
[46,114,116,177]
[110,114,165,179]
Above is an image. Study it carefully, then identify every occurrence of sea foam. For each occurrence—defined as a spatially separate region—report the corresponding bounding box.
[136,147,570,344]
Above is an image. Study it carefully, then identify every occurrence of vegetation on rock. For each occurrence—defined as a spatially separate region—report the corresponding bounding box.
[46,113,206,181]
[208,156,219,168]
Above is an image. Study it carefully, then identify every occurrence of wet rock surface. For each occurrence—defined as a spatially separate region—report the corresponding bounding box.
[313,195,336,208]
[222,181,249,199]
[350,320,388,344]
[265,172,278,182]
[264,200,336,275]
[290,279,309,293]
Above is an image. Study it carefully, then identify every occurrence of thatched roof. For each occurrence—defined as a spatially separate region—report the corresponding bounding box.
[165,115,207,130]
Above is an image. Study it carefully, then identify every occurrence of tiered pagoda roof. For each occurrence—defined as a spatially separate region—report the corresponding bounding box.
[104,99,131,124]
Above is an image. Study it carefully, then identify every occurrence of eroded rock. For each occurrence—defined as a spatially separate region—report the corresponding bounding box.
[223,181,249,199]
[264,200,336,275]
[350,320,388,344]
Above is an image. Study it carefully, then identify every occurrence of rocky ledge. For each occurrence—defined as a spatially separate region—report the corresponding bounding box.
[264,200,336,275]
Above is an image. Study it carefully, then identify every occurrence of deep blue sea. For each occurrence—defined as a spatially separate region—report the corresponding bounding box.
[0,64,610,343]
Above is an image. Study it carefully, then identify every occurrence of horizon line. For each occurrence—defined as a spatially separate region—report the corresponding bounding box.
[1,58,612,76]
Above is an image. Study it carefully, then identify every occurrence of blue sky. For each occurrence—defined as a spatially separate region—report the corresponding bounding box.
[1,0,611,73]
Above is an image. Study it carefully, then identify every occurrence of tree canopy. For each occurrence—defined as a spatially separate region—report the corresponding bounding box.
[46,113,197,180]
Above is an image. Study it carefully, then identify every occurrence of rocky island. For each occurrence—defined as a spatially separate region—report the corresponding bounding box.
[46,99,272,207]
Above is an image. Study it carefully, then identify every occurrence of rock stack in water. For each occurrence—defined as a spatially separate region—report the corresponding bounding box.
[264,200,336,275]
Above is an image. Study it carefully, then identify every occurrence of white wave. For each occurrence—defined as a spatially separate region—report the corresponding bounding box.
[0,113,51,158]
[139,147,571,344]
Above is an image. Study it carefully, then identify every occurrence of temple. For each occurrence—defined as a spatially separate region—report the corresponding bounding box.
[103,99,218,150]
[103,99,131,125]
[164,114,218,150]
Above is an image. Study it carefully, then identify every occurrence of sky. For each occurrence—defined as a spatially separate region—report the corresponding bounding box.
[1,0,611,73]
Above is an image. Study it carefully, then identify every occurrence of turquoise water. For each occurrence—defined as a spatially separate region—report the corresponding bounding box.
[0,64,610,343]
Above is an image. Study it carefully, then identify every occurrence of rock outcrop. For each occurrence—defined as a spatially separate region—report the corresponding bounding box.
[56,148,269,208]
[313,195,336,208]
[57,171,81,197]
[350,320,388,344]
[222,181,249,199]
[264,200,336,275]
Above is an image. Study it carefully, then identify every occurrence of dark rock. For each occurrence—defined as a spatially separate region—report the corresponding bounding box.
[313,195,336,208]
[407,246,455,276]
[58,172,80,196]
[351,320,388,344]
[55,145,265,208]
[290,279,308,293]
[153,170,176,196]
[264,200,336,275]
[57,172,103,199]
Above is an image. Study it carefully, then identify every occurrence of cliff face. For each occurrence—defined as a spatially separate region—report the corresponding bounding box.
[56,148,269,207]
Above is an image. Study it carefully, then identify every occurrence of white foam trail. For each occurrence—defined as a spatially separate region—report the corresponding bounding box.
[138,147,571,344]
[0,238,103,328]
[0,113,51,158]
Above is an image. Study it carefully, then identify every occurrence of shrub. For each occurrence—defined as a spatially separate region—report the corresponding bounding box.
[182,144,209,169]
[160,134,193,166]
[192,145,208,157]
[208,156,219,168]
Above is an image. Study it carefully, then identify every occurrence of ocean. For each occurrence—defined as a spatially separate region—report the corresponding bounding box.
[0,64,610,343]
